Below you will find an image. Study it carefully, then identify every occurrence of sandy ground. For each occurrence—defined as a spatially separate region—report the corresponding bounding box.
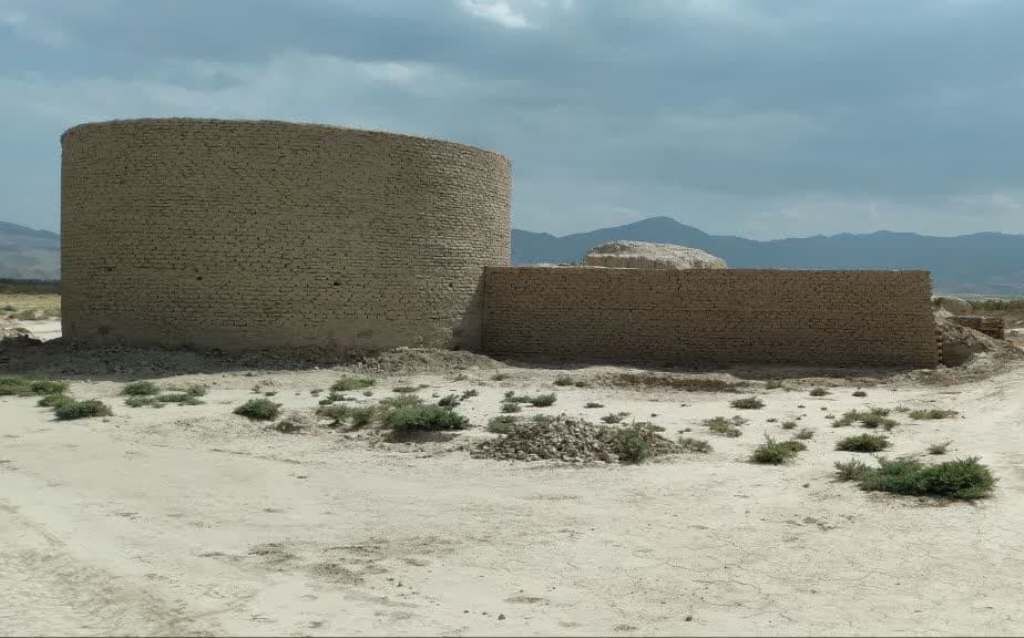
[3,353,1024,636]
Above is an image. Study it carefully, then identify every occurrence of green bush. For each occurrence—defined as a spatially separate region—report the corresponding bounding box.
[437,393,461,408]
[704,416,746,437]
[37,393,74,408]
[350,407,374,428]
[125,395,159,408]
[909,408,959,420]
[529,393,557,407]
[384,405,468,433]
[122,381,159,396]
[317,404,351,426]
[612,428,652,464]
[234,398,281,421]
[730,396,765,410]
[460,389,479,400]
[0,376,68,397]
[834,458,872,482]
[392,385,418,394]
[487,415,520,434]
[331,376,375,392]
[858,457,995,500]
[678,437,713,453]
[500,402,522,413]
[794,428,814,440]
[749,434,803,464]
[835,408,897,430]
[378,394,424,411]
[156,392,204,405]
[54,399,113,420]
[836,433,889,453]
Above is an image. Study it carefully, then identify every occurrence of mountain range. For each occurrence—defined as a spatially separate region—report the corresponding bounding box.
[1,217,1022,294]
[513,216,1024,295]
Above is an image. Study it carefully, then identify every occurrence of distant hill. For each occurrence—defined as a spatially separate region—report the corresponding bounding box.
[0,221,59,280]
[1,217,1022,294]
[513,216,1024,295]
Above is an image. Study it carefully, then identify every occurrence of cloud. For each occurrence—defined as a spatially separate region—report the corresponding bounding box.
[2,1,1024,238]
[456,0,533,28]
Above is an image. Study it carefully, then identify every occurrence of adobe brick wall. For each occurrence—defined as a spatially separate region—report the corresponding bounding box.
[61,119,511,351]
[482,268,938,368]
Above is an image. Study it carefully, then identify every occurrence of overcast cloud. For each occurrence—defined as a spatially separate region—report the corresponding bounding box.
[3,0,1024,238]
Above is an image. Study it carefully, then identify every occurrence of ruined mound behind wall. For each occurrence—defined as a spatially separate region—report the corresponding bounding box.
[61,119,511,351]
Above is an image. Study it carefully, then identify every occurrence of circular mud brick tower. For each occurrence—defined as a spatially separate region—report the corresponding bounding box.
[60,118,511,352]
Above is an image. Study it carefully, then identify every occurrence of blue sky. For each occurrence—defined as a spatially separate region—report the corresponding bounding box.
[3,0,1024,238]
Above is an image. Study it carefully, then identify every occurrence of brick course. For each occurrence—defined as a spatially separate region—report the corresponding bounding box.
[61,118,511,351]
[482,267,937,368]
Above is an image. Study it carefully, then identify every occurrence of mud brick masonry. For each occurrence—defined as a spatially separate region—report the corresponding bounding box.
[61,119,510,351]
[61,118,937,368]
[482,268,938,368]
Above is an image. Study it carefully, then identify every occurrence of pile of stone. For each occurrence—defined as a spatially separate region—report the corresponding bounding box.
[472,416,680,464]
[950,315,1005,340]
[583,240,727,270]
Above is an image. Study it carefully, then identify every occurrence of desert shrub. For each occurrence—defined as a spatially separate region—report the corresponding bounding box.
[836,433,889,453]
[393,386,419,394]
[554,375,575,386]
[122,381,159,396]
[584,402,604,409]
[487,415,520,434]
[835,408,896,430]
[852,390,868,398]
[37,393,73,408]
[317,404,351,425]
[125,395,158,408]
[234,398,281,421]
[0,376,68,397]
[54,399,112,420]
[504,391,557,407]
[834,459,872,482]
[378,394,424,410]
[350,406,375,428]
[601,412,628,424]
[730,396,765,410]
[809,387,830,397]
[491,372,511,381]
[611,427,652,463]
[608,373,745,392]
[437,394,461,408]
[500,402,522,413]
[156,392,204,405]
[460,389,479,400]
[764,380,784,390]
[909,408,959,420]
[927,441,953,455]
[331,376,375,392]
[781,420,798,430]
[749,435,803,464]
[384,405,468,433]
[858,456,995,500]
[678,437,713,453]
[794,428,814,440]
[704,416,746,437]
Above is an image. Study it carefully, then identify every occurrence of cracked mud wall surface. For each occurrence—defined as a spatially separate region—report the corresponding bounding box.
[482,268,937,368]
[61,118,511,352]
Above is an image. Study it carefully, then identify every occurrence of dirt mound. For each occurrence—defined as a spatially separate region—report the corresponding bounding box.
[351,347,501,376]
[583,241,727,270]
[937,314,1021,367]
[472,416,681,464]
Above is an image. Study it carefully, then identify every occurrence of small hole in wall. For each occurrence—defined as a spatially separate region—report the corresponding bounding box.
[196,276,203,281]
[97,325,111,336]
[104,266,114,273]
[332,281,340,286]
